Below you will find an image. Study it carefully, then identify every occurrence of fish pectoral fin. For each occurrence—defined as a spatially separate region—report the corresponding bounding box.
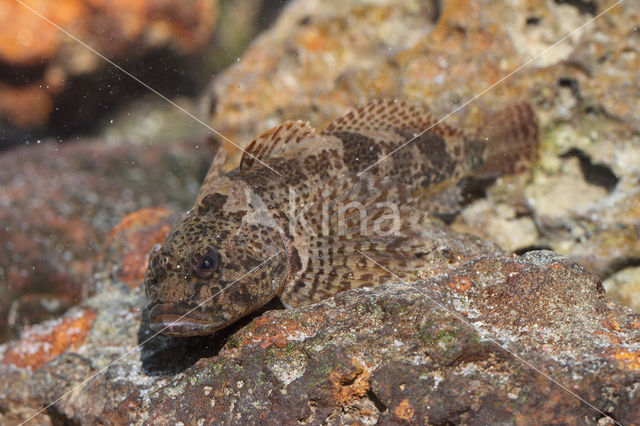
[280,227,441,308]
[239,120,316,173]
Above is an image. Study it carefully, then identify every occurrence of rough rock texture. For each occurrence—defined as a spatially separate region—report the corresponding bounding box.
[0,0,217,139]
[0,139,214,341]
[208,0,640,310]
[1,230,639,424]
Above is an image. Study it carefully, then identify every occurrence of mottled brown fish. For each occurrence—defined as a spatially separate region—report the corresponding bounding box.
[144,99,538,336]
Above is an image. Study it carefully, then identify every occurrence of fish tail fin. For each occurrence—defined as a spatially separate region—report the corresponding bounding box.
[477,102,539,177]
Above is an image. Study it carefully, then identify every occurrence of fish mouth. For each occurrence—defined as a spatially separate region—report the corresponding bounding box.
[147,303,228,337]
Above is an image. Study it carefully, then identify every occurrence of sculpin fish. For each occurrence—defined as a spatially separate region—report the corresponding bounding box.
[144,99,538,336]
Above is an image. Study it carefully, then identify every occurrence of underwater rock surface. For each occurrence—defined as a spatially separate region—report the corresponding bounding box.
[1,233,638,423]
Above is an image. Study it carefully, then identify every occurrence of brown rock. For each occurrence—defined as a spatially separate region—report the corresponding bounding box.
[2,0,640,423]
[1,249,638,424]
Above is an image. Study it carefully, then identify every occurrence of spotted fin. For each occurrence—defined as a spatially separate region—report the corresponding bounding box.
[240,120,316,173]
[476,102,539,177]
[321,99,465,139]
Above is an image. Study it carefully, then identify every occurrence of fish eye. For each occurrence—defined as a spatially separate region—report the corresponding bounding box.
[192,247,220,279]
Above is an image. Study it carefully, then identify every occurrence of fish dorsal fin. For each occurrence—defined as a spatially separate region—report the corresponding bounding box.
[196,147,227,206]
[321,99,464,138]
[202,147,227,187]
[240,120,316,173]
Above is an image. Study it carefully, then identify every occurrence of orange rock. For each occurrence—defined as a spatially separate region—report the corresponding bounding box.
[106,207,178,288]
[0,83,53,127]
[2,308,96,370]
[329,358,371,405]
[394,398,415,422]
[0,0,83,66]
[612,350,640,372]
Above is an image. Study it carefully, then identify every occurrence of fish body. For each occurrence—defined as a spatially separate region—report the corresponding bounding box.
[144,99,538,336]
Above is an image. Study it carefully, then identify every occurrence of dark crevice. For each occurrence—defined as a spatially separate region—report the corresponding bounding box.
[558,77,582,100]
[47,405,80,426]
[526,16,541,25]
[514,245,553,256]
[420,0,442,23]
[459,176,498,205]
[341,375,357,386]
[138,297,285,376]
[431,0,443,23]
[298,15,312,26]
[366,390,388,413]
[560,148,619,192]
[554,0,597,15]
[0,61,48,87]
[603,258,640,279]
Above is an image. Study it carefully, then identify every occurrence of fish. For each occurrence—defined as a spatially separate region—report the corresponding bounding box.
[144,99,538,336]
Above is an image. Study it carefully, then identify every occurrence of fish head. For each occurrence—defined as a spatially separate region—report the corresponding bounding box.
[144,177,287,336]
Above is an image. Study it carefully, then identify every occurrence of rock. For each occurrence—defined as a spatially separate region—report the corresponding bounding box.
[208,0,640,309]
[103,207,181,289]
[0,0,217,141]
[0,138,214,341]
[1,244,638,424]
[604,266,640,313]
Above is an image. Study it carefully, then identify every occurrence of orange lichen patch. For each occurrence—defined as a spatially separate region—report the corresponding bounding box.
[611,350,640,372]
[329,358,371,405]
[297,27,332,52]
[550,263,563,271]
[107,207,173,241]
[106,208,177,288]
[446,276,473,293]
[601,318,622,332]
[394,398,415,422]
[246,316,319,350]
[2,309,96,370]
